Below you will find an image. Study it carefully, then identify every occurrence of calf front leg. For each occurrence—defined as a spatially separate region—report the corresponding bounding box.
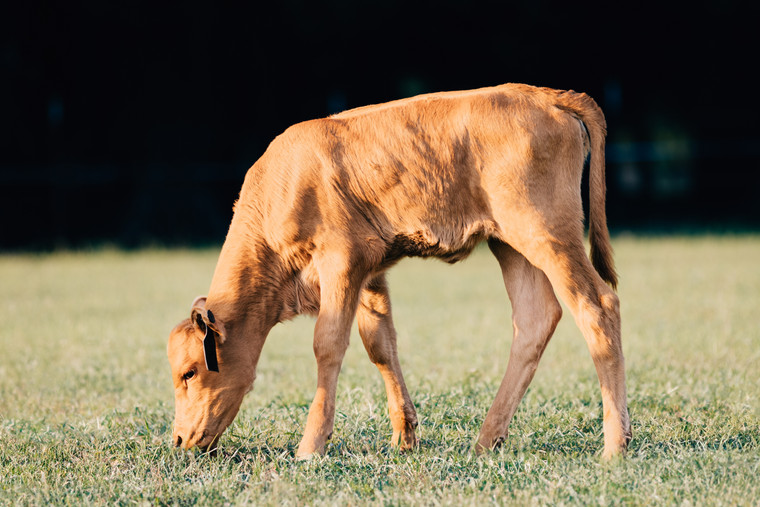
[296,259,365,459]
[357,275,418,450]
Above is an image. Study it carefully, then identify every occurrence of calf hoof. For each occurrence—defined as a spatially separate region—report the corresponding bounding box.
[392,420,419,451]
[601,438,630,461]
[296,431,331,459]
[474,434,506,455]
[296,445,327,460]
[392,432,419,451]
[601,423,632,461]
[601,446,626,461]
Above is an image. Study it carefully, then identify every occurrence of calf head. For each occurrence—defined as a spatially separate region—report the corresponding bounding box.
[167,296,251,451]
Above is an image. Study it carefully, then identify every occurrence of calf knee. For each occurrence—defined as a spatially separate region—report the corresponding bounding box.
[599,289,621,340]
[312,326,350,368]
[513,295,562,345]
[600,290,620,317]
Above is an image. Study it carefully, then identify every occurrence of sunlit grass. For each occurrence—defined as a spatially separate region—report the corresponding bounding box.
[1,236,758,504]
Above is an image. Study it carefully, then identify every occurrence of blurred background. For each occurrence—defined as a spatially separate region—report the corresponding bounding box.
[2,0,758,249]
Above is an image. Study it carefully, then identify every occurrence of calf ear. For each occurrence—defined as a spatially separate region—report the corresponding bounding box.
[191,295,207,310]
[190,299,227,373]
[191,303,227,345]
[191,306,219,372]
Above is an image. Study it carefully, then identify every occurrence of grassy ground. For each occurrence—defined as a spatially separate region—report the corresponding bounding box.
[1,236,758,505]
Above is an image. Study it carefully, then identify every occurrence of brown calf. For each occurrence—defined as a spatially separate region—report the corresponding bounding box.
[167,83,631,459]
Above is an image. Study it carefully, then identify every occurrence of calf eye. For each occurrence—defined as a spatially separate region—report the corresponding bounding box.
[182,370,196,381]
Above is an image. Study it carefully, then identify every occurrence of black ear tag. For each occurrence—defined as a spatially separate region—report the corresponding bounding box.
[203,327,220,372]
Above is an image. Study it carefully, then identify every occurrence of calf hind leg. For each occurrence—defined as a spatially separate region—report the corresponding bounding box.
[357,275,418,449]
[476,240,563,453]
[512,234,631,459]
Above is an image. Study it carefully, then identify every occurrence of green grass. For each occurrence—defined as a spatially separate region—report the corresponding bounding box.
[1,237,758,505]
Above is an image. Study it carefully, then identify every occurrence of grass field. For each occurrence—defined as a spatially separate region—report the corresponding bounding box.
[1,236,758,505]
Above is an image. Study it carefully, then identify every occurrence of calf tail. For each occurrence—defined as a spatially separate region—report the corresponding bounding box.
[557,91,618,289]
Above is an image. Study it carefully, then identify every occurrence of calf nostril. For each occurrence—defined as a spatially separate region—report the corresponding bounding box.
[174,435,183,447]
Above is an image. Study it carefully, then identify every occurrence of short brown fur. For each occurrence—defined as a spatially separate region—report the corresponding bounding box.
[167,83,631,459]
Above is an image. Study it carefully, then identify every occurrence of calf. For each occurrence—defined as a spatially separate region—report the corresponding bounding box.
[167,83,631,459]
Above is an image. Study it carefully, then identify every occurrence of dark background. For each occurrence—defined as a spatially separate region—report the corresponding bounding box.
[2,0,758,249]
